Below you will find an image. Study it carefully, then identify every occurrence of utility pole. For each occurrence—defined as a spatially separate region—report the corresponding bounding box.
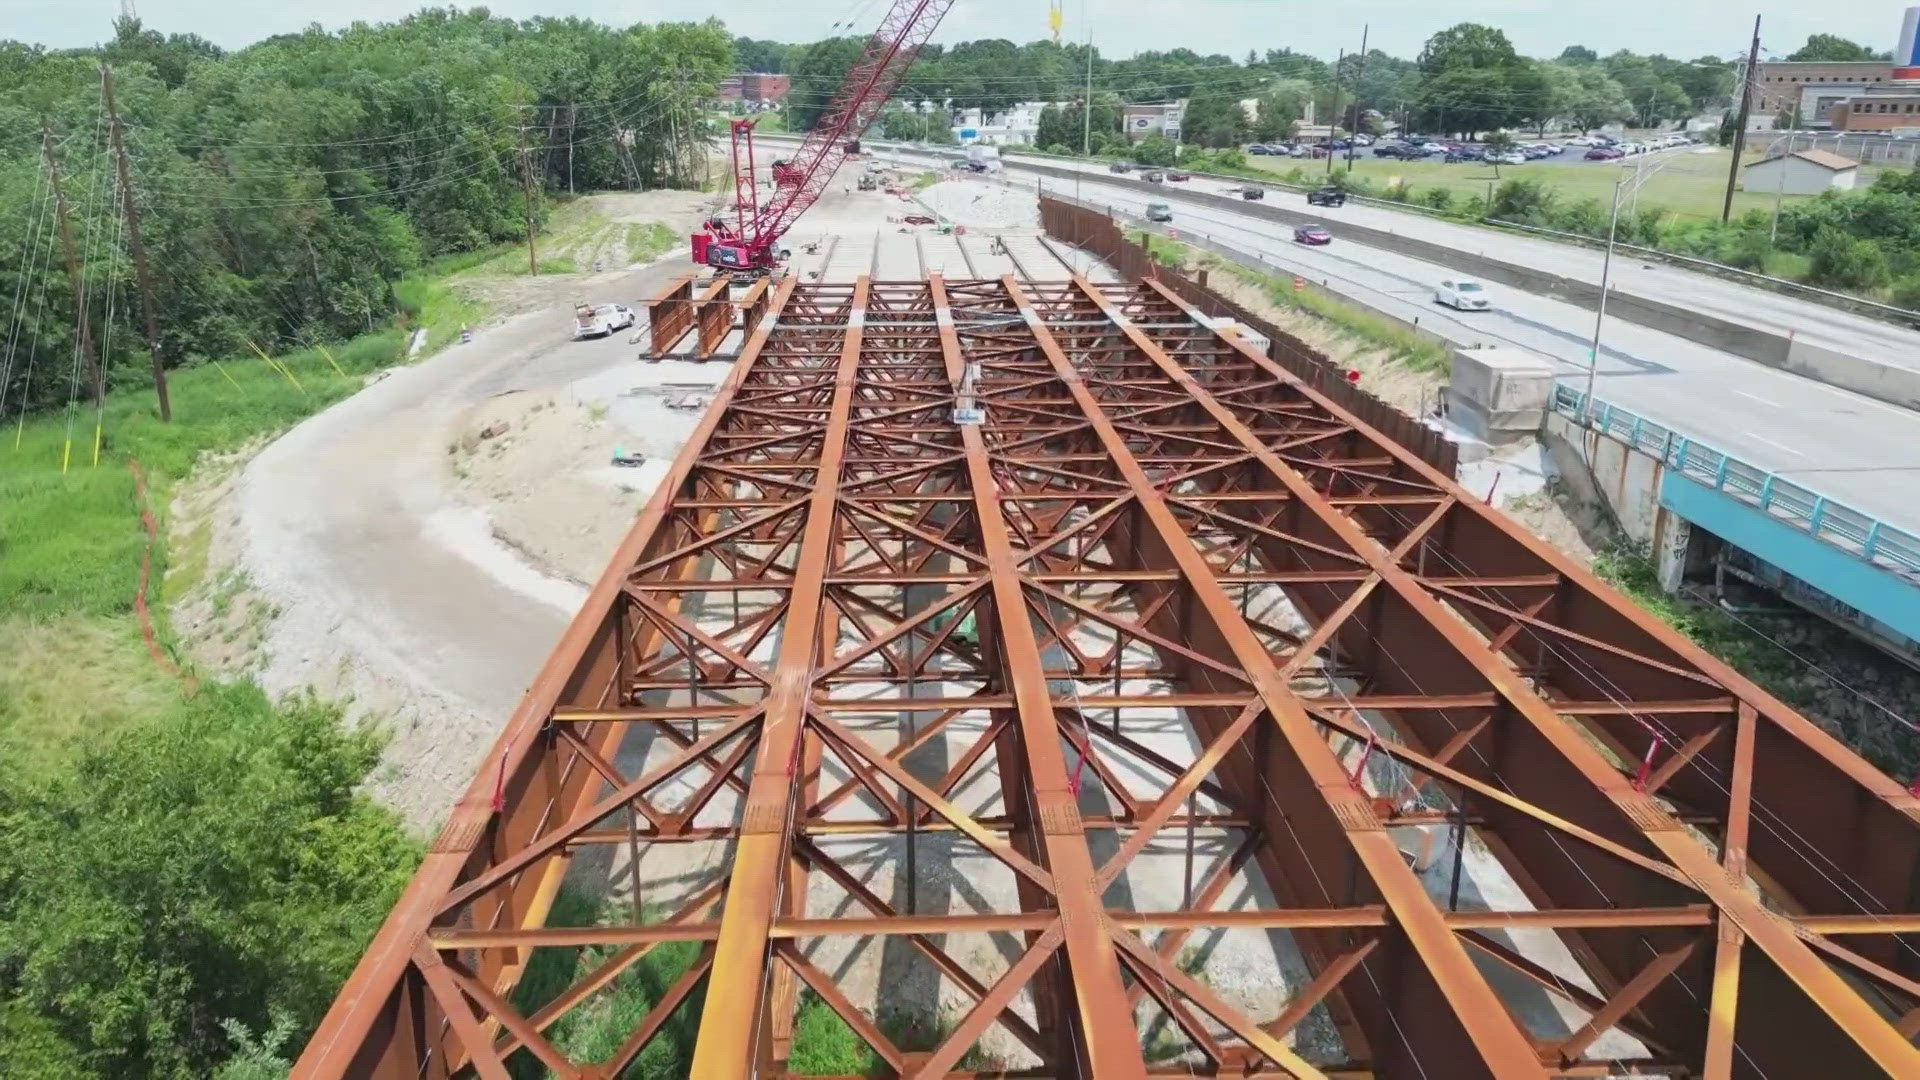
[102,64,168,421]
[567,103,576,195]
[1325,47,1345,178]
[1722,14,1762,223]
[1346,26,1368,173]
[516,111,538,275]
[41,120,104,410]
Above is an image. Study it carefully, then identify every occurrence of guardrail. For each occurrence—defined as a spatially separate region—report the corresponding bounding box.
[1488,217,1920,328]
[801,133,1920,330]
[1553,384,1920,578]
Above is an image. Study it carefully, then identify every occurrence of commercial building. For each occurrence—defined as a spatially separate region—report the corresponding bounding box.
[1831,89,1920,131]
[1740,148,1862,195]
[951,102,1050,146]
[1121,100,1185,142]
[1830,6,1920,131]
[1752,61,1894,125]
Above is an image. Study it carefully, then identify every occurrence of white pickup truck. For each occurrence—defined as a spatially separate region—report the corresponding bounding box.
[573,301,636,339]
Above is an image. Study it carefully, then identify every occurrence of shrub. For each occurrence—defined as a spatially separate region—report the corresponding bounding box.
[1489,178,1556,224]
[1808,226,1891,290]
[1890,274,1920,310]
[1422,187,1454,212]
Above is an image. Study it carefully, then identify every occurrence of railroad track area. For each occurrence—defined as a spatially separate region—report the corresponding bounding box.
[296,275,1920,1080]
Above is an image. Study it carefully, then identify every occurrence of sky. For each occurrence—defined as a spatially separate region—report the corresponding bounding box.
[3,0,1910,64]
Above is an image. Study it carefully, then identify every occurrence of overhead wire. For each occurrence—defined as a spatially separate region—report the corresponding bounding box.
[0,158,54,425]
[1351,489,1920,989]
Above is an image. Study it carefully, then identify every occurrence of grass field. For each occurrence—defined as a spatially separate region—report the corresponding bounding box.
[1249,146,1826,224]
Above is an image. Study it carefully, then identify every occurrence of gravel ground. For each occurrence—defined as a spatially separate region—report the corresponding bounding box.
[918,177,1041,229]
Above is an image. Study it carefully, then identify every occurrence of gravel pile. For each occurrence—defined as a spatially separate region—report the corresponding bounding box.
[917,179,1039,229]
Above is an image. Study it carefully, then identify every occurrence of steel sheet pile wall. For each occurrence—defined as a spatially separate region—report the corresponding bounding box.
[298,275,1920,1080]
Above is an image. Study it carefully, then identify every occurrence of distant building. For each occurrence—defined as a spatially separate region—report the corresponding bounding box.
[1122,101,1185,142]
[1752,61,1894,124]
[1831,88,1920,131]
[1289,123,1341,144]
[721,73,789,109]
[1741,149,1862,195]
[952,102,1051,146]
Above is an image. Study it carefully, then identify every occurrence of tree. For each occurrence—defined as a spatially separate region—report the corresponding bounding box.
[0,686,416,1077]
[1787,34,1880,62]
[1251,79,1311,142]
[1559,45,1598,65]
[1418,23,1520,75]
[1183,92,1247,148]
[786,35,864,131]
[1564,66,1633,132]
[1132,133,1177,166]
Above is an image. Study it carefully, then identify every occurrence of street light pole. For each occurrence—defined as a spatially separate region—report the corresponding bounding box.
[1581,182,1623,421]
[1583,148,1682,419]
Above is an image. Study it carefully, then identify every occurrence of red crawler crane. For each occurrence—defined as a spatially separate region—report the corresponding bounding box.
[693,0,958,272]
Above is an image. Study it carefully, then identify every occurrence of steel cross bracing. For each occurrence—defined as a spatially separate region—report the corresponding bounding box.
[296,274,1920,1080]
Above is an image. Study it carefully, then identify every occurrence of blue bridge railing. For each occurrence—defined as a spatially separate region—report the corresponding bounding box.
[1552,384,1920,580]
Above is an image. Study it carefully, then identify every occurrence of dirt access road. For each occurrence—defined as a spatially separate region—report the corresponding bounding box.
[234,255,698,826]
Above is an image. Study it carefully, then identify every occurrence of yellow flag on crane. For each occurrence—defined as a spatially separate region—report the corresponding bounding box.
[1049,0,1063,43]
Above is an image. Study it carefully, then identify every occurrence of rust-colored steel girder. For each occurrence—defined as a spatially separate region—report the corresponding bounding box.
[296,274,1920,1080]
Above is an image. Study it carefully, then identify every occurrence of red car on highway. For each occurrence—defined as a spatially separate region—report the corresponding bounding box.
[1294,223,1333,246]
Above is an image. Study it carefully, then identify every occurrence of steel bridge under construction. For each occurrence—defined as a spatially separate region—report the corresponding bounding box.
[296,273,1920,1079]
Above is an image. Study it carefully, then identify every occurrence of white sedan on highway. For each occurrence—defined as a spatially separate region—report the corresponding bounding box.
[1435,277,1492,311]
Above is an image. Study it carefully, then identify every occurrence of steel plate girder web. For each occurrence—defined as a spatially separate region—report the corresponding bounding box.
[1103,273,1920,1078]
[298,272,1920,1080]
[293,275,802,1079]
[995,276,1542,1078]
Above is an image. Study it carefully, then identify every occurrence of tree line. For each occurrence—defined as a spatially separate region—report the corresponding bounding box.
[748,24,1891,153]
[0,11,730,419]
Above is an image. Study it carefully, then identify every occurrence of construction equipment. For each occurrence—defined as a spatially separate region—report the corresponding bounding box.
[692,0,957,273]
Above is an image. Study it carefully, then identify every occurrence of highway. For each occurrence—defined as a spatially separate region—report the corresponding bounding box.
[782,136,1920,545]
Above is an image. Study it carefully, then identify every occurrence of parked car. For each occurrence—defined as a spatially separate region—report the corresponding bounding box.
[1584,147,1623,160]
[573,302,636,339]
[1142,169,1165,182]
[1420,142,1450,154]
[1492,151,1528,165]
[1374,143,1423,159]
[1247,144,1273,155]
[1240,185,1266,200]
[1109,160,1133,173]
[1353,133,1375,146]
[1444,148,1483,163]
[1434,277,1491,311]
[1145,201,1173,222]
[1293,223,1333,246]
[1166,170,1191,181]
[1306,186,1347,207]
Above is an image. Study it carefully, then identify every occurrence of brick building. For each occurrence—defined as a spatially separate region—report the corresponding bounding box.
[1751,61,1894,126]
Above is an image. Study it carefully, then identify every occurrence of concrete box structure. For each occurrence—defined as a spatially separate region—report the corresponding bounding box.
[1741,149,1861,195]
[1444,348,1555,445]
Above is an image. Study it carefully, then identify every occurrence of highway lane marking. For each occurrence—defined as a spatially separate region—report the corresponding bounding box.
[1732,389,1781,408]
[1744,433,1805,458]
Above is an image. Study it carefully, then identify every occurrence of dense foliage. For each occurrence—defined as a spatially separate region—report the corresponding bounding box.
[1473,167,1920,300]
[0,686,418,1077]
[0,12,728,416]
[765,25,1729,155]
